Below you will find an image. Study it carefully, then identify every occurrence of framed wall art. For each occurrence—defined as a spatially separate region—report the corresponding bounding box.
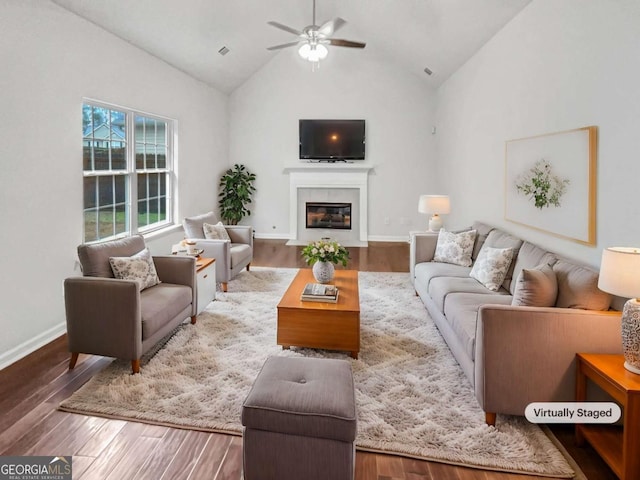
[504,126,597,245]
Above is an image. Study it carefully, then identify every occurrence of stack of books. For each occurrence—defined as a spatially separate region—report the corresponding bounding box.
[300,283,339,303]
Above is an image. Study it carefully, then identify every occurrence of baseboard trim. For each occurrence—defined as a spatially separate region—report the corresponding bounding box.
[253,233,292,240]
[0,322,67,371]
[368,235,411,243]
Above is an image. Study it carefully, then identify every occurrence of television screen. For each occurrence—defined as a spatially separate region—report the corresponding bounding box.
[299,119,365,160]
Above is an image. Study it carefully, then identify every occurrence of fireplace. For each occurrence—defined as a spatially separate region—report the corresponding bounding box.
[306,202,352,230]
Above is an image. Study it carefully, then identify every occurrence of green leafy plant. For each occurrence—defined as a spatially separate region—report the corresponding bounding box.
[301,239,350,267]
[218,164,256,225]
[515,159,569,209]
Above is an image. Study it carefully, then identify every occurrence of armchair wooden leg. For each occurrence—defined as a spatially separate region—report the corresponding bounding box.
[191,315,197,325]
[485,412,497,426]
[221,282,228,292]
[246,263,251,271]
[131,359,140,374]
[69,352,79,370]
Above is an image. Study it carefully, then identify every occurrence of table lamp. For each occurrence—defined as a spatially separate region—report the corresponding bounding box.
[598,247,640,374]
[418,195,450,231]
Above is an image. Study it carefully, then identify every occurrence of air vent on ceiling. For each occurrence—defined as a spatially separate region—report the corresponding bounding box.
[423,67,433,76]
[218,46,230,56]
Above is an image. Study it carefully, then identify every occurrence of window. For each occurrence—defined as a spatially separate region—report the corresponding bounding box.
[82,101,174,242]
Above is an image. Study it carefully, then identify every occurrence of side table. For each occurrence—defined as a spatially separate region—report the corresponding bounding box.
[195,257,216,315]
[576,353,640,479]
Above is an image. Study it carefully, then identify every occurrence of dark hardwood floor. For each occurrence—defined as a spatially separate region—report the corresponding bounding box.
[0,239,615,479]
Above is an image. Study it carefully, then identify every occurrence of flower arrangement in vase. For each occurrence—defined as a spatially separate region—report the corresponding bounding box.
[301,239,350,283]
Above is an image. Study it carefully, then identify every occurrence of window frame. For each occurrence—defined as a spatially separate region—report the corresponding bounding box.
[82,99,176,243]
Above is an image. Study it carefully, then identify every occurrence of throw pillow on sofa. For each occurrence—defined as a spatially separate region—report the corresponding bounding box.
[203,221,231,241]
[469,246,515,291]
[433,229,477,267]
[511,263,558,307]
[109,247,161,291]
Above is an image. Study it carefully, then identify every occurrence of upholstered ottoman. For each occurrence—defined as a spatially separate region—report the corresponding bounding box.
[241,356,357,480]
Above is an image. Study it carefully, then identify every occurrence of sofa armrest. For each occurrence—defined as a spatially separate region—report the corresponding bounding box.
[153,255,196,288]
[474,304,622,416]
[64,277,142,359]
[409,232,438,284]
[225,225,253,246]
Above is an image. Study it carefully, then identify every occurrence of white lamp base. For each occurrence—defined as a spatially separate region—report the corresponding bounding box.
[428,214,443,232]
[622,298,640,375]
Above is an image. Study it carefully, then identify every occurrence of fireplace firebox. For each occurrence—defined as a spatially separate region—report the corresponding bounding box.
[306,202,352,230]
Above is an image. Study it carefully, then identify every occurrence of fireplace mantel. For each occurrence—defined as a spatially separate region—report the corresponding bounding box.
[284,164,374,246]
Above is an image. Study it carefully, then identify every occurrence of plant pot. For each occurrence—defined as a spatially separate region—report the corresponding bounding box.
[312,261,335,284]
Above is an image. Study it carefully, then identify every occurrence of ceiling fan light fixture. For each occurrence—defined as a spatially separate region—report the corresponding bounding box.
[298,43,328,62]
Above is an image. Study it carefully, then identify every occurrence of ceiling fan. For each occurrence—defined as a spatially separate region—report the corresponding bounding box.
[266,0,366,63]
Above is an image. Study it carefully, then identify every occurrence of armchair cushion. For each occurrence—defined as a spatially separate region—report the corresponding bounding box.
[109,247,161,291]
[183,211,218,238]
[231,243,252,268]
[204,221,231,241]
[141,284,193,338]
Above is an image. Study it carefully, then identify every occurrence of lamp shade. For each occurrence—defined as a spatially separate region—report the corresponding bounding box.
[418,195,451,215]
[598,247,640,299]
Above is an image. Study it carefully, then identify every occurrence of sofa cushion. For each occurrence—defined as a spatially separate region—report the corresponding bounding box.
[183,211,218,239]
[509,241,558,295]
[109,247,161,291]
[414,262,472,291]
[511,263,558,307]
[469,247,515,292]
[433,229,477,267]
[554,260,612,311]
[428,276,510,313]
[444,293,513,359]
[471,222,495,260]
[78,235,146,278]
[140,283,192,339]
[483,229,524,291]
[203,221,231,241]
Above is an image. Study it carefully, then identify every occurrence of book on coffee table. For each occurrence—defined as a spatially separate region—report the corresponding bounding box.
[300,283,339,303]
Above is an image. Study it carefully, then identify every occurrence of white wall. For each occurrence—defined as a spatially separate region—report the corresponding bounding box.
[229,47,437,240]
[436,0,640,266]
[0,0,228,368]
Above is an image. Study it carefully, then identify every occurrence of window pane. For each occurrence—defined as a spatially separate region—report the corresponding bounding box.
[84,209,98,243]
[83,145,93,171]
[158,195,167,221]
[156,122,166,145]
[159,174,166,195]
[145,144,156,169]
[156,146,166,168]
[148,173,159,198]
[111,146,126,170]
[115,175,126,204]
[98,176,114,205]
[135,144,144,169]
[98,206,115,239]
[94,146,109,170]
[115,204,127,235]
[138,199,148,228]
[83,176,97,209]
[145,118,156,143]
[135,116,145,143]
[138,174,147,199]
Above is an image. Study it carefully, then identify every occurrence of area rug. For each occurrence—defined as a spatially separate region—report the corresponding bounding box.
[60,267,576,478]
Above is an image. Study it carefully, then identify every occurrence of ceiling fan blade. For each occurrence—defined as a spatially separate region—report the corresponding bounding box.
[266,41,300,51]
[267,21,303,36]
[318,17,346,37]
[327,39,366,49]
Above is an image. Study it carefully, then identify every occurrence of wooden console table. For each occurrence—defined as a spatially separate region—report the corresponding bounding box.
[576,353,640,479]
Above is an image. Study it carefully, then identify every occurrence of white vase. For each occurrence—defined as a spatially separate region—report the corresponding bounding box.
[312,261,335,284]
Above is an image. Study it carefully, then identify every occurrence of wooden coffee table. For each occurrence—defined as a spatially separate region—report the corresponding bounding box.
[277,269,360,359]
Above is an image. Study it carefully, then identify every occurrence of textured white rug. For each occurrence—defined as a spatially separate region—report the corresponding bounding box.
[60,268,576,477]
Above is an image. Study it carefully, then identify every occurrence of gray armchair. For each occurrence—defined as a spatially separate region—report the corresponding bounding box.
[64,235,196,374]
[183,212,253,292]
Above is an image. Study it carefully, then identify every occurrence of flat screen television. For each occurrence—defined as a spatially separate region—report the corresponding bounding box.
[299,119,365,160]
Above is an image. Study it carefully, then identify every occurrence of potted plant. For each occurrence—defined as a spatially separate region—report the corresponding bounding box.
[218,164,257,225]
[301,239,350,283]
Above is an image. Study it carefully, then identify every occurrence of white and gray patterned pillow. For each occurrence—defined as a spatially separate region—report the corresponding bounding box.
[109,248,161,291]
[203,221,231,241]
[469,246,515,291]
[433,229,477,267]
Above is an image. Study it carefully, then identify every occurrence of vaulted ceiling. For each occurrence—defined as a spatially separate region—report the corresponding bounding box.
[51,0,532,94]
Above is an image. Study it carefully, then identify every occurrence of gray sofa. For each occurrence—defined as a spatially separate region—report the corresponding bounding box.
[410,222,622,425]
